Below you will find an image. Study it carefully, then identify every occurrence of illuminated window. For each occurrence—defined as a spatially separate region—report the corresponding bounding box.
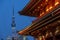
[40,14,42,16]
[46,6,52,12]
[46,8,49,12]
[55,2,59,6]
[42,12,44,15]
[49,6,52,9]
[40,12,44,16]
[46,0,48,2]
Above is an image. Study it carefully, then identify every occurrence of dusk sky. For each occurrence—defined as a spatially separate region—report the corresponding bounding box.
[0,0,36,40]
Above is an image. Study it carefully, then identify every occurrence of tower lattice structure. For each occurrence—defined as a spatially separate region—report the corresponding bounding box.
[11,7,18,40]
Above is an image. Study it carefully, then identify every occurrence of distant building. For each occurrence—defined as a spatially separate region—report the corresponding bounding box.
[7,7,24,40]
[7,36,12,40]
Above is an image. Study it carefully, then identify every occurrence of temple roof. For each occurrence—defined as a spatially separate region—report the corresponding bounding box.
[18,6,60,37]
[18,0,42,17]
[18,0,60,37]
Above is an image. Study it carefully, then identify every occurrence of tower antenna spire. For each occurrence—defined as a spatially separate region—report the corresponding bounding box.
[11,1,16,27]
[11,7,16,27]
[12,0,14,17]
[11,1,17,40]
[13,4,14,17]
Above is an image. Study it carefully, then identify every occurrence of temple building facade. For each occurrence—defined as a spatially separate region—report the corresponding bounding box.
[18,0,60,40]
